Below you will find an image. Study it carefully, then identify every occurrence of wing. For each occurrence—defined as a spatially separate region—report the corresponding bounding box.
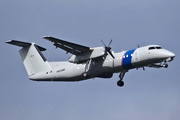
[43,36,92,55]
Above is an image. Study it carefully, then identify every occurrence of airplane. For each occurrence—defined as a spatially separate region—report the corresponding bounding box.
[6,36,175,87]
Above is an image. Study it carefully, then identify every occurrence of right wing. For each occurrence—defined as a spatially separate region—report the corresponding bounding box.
[43,36,93,55]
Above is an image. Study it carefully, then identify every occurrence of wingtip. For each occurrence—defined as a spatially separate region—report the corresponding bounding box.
[5,40,13,44]
[43,36,51,39]
[5,40,11,43]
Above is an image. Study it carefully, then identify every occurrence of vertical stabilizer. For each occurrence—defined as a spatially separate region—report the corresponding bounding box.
[6,40,51,76]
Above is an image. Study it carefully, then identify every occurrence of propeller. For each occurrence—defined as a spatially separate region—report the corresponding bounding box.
[101,39,115,59]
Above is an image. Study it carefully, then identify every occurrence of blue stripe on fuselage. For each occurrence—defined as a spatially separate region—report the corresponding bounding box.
[122,49,136,69]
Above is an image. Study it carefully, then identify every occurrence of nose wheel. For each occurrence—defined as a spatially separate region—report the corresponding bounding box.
[163,63,168,68]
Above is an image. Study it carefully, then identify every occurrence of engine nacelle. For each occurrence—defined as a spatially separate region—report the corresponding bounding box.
[69,47,105,63]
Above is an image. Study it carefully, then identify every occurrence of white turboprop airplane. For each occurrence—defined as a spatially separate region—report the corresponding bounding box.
[6,36,175,87]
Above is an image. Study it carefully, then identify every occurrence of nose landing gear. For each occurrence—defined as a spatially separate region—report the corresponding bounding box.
[163,63,168,68]
[147,62,169,68]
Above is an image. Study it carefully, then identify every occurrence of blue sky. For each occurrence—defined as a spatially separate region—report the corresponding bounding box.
[0,0,180,120]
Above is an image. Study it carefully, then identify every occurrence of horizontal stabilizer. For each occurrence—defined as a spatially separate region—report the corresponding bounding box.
[6,40,46,51]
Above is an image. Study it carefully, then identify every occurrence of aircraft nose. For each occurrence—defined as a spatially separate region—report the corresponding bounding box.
[171,52,175,58]
[169,51,175,60]
[166,51,175,58]
[162,50,175,61]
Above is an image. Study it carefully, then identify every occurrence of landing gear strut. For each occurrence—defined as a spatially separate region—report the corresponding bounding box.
[83,59,92,78]
[117,71,127,87]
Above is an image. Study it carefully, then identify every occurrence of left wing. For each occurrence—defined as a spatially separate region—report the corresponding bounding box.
[43,36,93,55]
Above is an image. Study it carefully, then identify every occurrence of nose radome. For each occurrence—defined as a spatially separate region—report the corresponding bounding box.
[167,51,175,58]
[162,51,175,63]
[159,50,175,59]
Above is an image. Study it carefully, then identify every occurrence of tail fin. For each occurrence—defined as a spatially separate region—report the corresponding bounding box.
[6,40,51,76]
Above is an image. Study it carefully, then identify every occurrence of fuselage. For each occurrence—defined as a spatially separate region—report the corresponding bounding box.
[29,45,175,81]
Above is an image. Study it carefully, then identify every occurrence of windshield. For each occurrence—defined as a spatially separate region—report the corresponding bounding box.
[149,46,163,50]
[148,47,155,50]
[155,46,163,49]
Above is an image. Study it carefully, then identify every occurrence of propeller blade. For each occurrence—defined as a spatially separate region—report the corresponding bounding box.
[101,39,106,47]
[108,39,112,47]
[101,39,115,59]
[108,50,115,59]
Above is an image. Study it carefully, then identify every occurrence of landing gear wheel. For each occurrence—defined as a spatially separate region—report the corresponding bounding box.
[117,80,124,87]
[83,72,88,78]
[163,63,168,68]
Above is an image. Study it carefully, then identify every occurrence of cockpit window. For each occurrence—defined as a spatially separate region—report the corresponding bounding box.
[149,46,163,50]
[148,47,155,50]
[155,46,163,49]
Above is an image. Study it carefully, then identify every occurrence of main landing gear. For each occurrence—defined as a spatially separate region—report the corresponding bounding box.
[83,59,92,78]
[117,71,127,87]
[117,80,124,87]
